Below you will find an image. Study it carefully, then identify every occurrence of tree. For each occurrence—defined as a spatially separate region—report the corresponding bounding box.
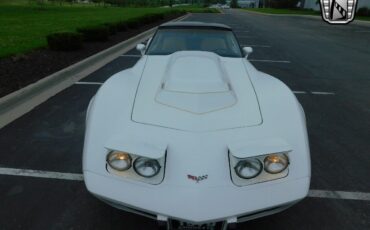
[230,0,238,8]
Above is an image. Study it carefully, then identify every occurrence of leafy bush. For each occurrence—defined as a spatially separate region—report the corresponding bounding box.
[46,11,187,53]
[77,25,110,42]
[104,22,119,35]
[46,32,83,51]
[113,21,129,32]
[137,13,165,25]
[126,18,141,29]
[357,7,370,17]
[270,0,300,8]
[167,9,186,17]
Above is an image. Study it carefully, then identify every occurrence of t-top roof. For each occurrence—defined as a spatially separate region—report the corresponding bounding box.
[158,21,232,30]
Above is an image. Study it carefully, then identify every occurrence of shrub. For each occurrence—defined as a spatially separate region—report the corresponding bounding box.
[270,0,300,8]
[47,32,83,51]
[104,22,119,35]
[155,13,166,20]
[77,25,110,42]
[357,7,370,17]
[126,19,140,29]
[142,14,154,24]
[137,13,165,25]
[174,9,186,16]
[114,21,129,32]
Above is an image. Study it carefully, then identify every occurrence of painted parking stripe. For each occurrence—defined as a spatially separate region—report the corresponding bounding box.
[293,91,335,95]
[73,83,335,96]
[293,91,307,94]
[249,59,291,63]
[75,82,103,85]
[0,167,83,181]
[73,82,335,96]
[309,189,370,201]
[311,91,335,95]
[0,167,369,201]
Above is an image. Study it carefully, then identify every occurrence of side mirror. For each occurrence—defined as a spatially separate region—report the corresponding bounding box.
[136,43,146,56]
[242,47,253,59]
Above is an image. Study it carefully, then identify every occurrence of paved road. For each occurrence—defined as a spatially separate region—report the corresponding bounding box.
[0,10,369,229]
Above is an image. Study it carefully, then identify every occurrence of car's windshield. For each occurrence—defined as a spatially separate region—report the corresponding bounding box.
[146,28,242,57]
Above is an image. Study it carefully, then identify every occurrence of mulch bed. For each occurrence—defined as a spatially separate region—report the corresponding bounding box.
[0,14,184,98]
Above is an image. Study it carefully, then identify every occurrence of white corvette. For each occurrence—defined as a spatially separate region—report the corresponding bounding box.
[83,22,311,230]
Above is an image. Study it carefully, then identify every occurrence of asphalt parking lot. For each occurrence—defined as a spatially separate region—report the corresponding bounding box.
[0,9,369,229]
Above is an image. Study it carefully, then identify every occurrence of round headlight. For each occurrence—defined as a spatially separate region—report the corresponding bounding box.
[234,158,262,179]
[107,151,132,171]
[264,154,289,174]
[134,157,161,178]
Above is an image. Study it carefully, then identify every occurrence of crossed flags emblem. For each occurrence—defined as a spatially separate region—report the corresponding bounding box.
[320,0,358,24]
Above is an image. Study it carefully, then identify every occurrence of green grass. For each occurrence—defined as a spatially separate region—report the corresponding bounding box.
[0,4,170,57]
[244,8,320,15]
[0,0,29,5]
[0,2,217,58]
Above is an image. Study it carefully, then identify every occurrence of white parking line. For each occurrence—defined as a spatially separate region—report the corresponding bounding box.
[73,82,335,96]
[75,82,103,85]
[309,189,370,201]
[0,167,369,201]
[249,59,291,63]
[293,91,335,95]
[311,91,335,95]
[293,91,307,94]
[0,167,83,181]
[120,54,142,57]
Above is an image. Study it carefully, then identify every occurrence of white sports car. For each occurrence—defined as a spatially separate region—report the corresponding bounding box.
[83,22,311,230]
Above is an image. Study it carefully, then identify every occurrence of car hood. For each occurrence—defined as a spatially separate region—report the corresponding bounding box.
[132,51,262,132]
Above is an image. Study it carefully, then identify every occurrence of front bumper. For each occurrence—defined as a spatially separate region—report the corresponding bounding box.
[84,170,310,224]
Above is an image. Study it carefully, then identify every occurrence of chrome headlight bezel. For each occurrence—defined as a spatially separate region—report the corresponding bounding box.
[264,154,289,174]
[234,158,263,179]
[106,151,132,171]
[106,150,166,185]
[133,157,161,178]
[229,152,290,186]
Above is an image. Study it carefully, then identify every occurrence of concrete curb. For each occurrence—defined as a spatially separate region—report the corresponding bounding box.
[241,9,370,26]
[0,14,190,129]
